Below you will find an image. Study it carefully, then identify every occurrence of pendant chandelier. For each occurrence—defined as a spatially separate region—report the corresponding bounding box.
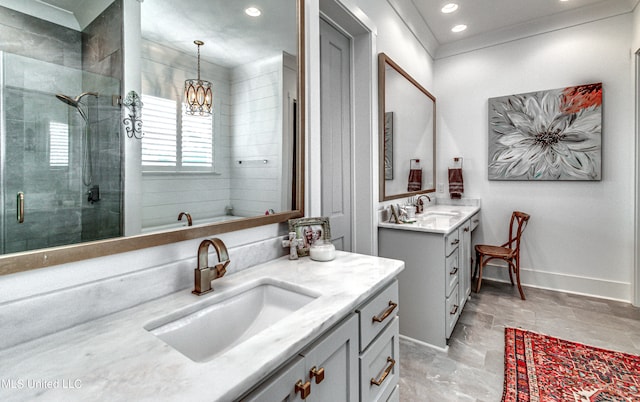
[184,40,213,116]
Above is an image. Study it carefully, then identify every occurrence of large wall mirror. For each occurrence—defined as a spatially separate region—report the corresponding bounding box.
[0,0,305,275]
[378,53,435,201]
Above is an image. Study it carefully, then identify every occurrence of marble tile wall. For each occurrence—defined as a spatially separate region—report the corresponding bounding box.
[0,6,82,69]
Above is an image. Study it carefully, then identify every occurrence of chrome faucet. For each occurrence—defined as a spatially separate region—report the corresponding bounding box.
[178,211,193,226]
[192,238,230,295]
[416,194,432,213]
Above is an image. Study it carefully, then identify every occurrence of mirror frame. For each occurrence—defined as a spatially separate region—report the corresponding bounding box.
[378,52,436,202]
[0,0,305,276]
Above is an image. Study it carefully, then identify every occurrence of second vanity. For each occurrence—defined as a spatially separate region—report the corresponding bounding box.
[378,202,480,349]
[0,252,403,401]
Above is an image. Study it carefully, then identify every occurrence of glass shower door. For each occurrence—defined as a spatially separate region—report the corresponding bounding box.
[0,52,122,255]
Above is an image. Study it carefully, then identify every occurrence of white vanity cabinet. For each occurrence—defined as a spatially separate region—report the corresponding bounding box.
[242,314,359,401]
[357,280,400,402]
[459,212,480,310]
[458,219,471,310]
[378,212,478,350]
[242,280,400,402]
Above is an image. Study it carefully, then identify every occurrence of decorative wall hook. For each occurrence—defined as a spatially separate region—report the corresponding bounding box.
[122,90,143,139]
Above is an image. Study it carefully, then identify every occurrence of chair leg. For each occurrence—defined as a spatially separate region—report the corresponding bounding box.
[514,261,526,300]
[475,256,484,293]
[472,250,479,280]
[507,260,514,286]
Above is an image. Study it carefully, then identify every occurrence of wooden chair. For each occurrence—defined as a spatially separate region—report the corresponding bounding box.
[473,211,530,300]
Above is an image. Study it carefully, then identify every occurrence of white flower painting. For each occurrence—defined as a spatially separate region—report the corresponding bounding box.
[488,83,602,180]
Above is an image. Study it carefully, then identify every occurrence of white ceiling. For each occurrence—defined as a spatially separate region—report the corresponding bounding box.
[140,0,297,68]
[407,0,639,58]
[4,0,639,63]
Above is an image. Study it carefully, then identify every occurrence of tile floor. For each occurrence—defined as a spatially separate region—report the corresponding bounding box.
[398,280,640,402]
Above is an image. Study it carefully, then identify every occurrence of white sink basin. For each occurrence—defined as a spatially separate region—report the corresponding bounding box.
[145,280,318,362]
[419,211,458,218]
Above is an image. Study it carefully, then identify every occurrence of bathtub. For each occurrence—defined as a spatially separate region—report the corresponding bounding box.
[141,215,244,234]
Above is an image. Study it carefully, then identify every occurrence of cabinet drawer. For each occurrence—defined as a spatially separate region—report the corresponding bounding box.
[445,284,460,338]
[445,250,459,298]
[360,317,399,402]
[357,280,399,352]
[470,213,480,232]
[445,230,460,256]
[386,385,399,402]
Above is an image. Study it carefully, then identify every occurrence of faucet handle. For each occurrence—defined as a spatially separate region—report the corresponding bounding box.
[214,260,230,278]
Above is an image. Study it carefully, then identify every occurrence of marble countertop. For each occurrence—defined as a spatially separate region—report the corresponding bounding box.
[378,204,480,234]
[0,252,403,401]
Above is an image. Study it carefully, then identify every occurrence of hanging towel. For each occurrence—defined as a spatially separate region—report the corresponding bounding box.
[408,169,422,192]
[449,168,464,199]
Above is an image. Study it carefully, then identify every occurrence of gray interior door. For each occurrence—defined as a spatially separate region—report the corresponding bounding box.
[319,18,352,252]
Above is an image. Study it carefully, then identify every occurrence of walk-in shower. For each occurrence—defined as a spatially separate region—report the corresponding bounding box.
[55,91,99,186]
[1,52,122,255]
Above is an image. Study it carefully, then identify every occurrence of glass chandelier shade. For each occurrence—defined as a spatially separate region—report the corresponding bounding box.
[184,40,213,116]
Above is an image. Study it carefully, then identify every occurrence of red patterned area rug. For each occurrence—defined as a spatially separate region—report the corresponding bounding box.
[503,327,640,401]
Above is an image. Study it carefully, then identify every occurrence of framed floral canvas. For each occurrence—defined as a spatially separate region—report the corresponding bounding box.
[488,83,602,180]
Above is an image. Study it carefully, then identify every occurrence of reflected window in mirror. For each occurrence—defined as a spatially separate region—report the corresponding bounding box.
[141,94,214,170]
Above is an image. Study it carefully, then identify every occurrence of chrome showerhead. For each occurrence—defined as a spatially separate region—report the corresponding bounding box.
[55,92,98,122]
[77,91,99,101]
[55,93,79,107]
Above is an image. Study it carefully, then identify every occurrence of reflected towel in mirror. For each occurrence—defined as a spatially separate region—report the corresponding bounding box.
[408,169,422,192]
[449,168,463,199]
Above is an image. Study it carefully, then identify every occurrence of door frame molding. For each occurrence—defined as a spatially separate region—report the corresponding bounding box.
[317,0,378,255]
[634,48,640,306]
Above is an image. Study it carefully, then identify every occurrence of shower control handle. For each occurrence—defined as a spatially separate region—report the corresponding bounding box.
[17,192,24,223]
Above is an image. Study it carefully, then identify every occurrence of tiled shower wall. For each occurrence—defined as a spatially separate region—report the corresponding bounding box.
[80,0,123,242]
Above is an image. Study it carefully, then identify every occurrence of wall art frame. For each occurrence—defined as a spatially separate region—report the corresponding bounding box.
[488,82,602,181]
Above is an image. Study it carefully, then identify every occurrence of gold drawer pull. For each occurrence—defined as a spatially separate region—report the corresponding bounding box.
[450,304,459,315]
[370,357,396,386]
[295,380,311,399]
[372,301,398,323]
[449,267,458,275]
[310,366,325,384]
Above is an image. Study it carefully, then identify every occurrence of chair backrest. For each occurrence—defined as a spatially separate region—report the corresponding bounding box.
[507,211,530,254]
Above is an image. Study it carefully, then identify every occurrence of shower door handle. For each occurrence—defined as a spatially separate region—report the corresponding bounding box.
[17,192,24,223]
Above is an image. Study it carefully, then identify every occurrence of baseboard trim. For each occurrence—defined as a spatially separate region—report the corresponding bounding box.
[481,264,631,302]
[399,334,449,353]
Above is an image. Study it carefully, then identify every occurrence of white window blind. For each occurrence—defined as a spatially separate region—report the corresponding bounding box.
[142,95,177,166]
[49,121,69,167]
[181,104,213,167]
[141,94,213,170]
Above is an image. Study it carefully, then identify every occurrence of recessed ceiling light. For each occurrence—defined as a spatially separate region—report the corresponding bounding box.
[245,7,262,17]
[441,3,459,14]
[451,24,467,33]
